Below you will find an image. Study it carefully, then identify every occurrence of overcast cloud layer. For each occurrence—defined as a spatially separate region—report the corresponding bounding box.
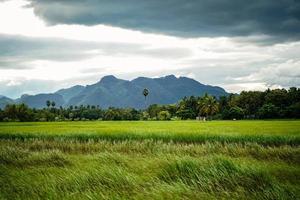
[28,0,300,43]
[0,0,299,98]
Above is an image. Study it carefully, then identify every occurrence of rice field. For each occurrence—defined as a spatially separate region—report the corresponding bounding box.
[0,120,300,199]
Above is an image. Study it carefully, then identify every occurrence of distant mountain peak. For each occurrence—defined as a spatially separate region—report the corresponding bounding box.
[21,94,30,98]
[164,74,177,79]
[132,76,149,81]
[100,75,118,82]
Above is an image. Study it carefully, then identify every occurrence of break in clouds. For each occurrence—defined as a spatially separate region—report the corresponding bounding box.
[0,0,299,98]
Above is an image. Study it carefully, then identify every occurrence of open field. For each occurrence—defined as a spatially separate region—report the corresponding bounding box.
[0,121,300,199]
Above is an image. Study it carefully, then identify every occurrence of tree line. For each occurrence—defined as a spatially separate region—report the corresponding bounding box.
[0,88,299,122]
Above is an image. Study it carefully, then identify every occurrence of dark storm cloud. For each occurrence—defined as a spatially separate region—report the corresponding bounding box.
[0,34,192,69]
[26,0,300,43]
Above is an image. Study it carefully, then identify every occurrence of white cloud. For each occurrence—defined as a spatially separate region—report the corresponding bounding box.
[0,0,299,98]
[241,60,300,87]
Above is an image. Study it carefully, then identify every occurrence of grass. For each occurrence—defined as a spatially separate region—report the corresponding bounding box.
[0,120,299,199]
[0,120,299,145]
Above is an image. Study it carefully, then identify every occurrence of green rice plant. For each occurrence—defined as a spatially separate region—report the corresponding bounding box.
[159,156,298,199]
[1,120,299,146]
[0,121,299,199]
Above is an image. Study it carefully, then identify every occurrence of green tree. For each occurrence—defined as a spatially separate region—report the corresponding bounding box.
[147,104,162,119]
[287,87,300,105]
[142,111,150,120]
[143,88,149,108]
[258,103,279,119]
[222,106,244,120]
[16,103,33,122]
[165,104,177,117]
[236,91,265,117]
[104,108,121,120]
[51,101,56,108]
[0,109,3,121]
[46,100,51,108]
[68,113,74,121]
[143,88,149,100]
[285,102,300,118]
[176,96,198,119]
[198,94,219,119]
[4,104,17,121]
[265,89,288,108]
[157,110,171,120]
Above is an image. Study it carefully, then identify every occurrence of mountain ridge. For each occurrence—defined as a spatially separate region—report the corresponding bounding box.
[0,75,228,109]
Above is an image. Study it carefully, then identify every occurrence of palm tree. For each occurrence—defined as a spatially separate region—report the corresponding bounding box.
[143,88,149,100]
[51,101,56,108]
[46,100,51,108]
[197,94,219,120]
[143,88,149,109]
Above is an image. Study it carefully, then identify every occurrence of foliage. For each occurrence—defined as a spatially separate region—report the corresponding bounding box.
[258,103,280,119]
[285,102,300,118]
[197,94,219,118]
[0,87,300,121]
[222,106,245,120]
[218,87,300,119]
[236,91,265,116]
[143,88,149,98]
[157,111,171,120]
[176,96,198,119]
[1,104,33,122]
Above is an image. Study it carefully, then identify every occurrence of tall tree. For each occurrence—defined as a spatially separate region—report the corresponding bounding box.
[237,91,265,117]
[46,100,51,108]
[143,88,149,109]
[51,101,56,108]
[176,96,198,119]
[198,94,219,119]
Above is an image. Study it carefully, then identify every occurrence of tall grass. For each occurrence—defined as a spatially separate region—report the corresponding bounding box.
[0,121,299,199]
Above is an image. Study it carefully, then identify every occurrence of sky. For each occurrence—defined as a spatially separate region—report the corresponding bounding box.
[0,0,299,98]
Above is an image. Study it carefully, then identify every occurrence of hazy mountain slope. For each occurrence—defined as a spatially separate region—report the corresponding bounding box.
[0,96,14,109]
[1,75,228,109]
[155,75,226,99]
[55,85,84,102]
[67,75,228,108]
[16,94,65,109]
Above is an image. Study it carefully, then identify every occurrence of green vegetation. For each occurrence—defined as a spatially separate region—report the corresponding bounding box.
[0,121,300,199]
[1,88,300,122]
[0,121,299,145]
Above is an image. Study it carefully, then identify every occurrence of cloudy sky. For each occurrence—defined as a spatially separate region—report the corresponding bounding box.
[0,0,299,98]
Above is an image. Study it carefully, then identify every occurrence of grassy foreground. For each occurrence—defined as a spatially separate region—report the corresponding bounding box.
[0,121,300,199]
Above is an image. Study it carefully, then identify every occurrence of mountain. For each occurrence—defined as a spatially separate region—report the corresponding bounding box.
[0,96,14,109]
[0,75,228,109]
[56,85,85,102]
[65,75,227,108]
[16,94,65,109]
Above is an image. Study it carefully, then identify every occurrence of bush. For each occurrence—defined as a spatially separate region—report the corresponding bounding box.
[142,111,150,120]
[157,111,171,120]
